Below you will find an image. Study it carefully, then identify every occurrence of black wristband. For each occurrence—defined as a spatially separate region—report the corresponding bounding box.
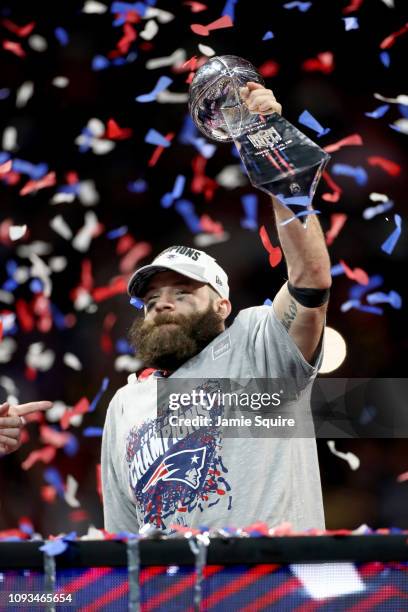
[287,281,330,308]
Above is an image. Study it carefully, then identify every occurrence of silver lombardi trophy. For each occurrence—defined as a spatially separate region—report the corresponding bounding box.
[188,55,330,207]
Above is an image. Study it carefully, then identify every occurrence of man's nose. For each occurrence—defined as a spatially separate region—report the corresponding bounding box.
[154,296,176,312]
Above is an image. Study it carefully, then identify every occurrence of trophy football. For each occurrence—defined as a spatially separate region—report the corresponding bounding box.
[188,55,330,207]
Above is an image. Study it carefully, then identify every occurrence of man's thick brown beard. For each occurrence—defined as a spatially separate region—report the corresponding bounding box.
[128,305,224,371]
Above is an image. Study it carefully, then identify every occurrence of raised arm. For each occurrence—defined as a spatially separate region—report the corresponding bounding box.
[240,82,331,363]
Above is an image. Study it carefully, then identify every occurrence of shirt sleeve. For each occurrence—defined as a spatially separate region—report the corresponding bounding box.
[101,394,140,534]
[236,305,324,390]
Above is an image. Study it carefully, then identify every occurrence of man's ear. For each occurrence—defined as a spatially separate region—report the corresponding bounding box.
[215,298,232,321]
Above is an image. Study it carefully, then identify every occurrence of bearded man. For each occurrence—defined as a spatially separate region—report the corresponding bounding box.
[101,83,331,534]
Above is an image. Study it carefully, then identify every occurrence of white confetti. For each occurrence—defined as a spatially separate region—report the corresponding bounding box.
[0,290,14,304]
[26,342,55,372]
[114,355,143,372]
[29,253,52,297]
[50,192,76,204]
[327,440,360,470]
[45,401,67,423]
[17,241,52,257]
[194,232,230,248]
[28,34,48,52]
[82,0,107,13]
[48,256,67,273]
[78,180,100,205]
[80,526,105,540]
[374,92,408,105]
[64,475,81,508]
[146,48,186,70]
[380,0,394,7]
[52,76,69,88]
[216,164,247,188]
[16,81,34,108]
[13,266,30,284]
[9,224,27,241]
[0,376,18,398]
[145,7,174,23]
[0,337,17,364]
[91,139,116,155]
[156,90,189,104]
[389,118,408,135]
[50,215,73,240]
[198,44,216,57]
[369,192,389,202]
[140,20,159,41]
[63,353,83,371]
[2,126,18,151]
[73,291,93,311]
[72,211,99,252]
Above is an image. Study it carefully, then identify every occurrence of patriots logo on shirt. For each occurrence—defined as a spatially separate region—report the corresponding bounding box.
[142,447,206,493]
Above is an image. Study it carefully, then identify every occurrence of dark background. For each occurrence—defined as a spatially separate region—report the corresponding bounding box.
[0,0,407,536]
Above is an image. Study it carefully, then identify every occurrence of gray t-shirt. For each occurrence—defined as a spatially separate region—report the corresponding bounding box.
[101,305,325,533]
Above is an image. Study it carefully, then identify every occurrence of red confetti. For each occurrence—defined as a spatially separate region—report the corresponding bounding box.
[339,259,369,285]
[324,133,363,153]
[1,19,36,37]
[184,1,207,12]
[191,155,218,201]
[191,15,233,36]
[101,312,117,353]
[325,213,347,246]
[60,397,90,430]
[302,51,334,74]
[148,132,175,167]
[15,299,35,332]
[69,509,90,522]
[41,485,57,503]
[367,156,401,176]
[321,170,343,203]
[257,60,280,78]
[380,22,408,50]
[116,23,137,55]
[91,276,128,302]
[119,242,152,274]
[40,425,71,448]
[397,471,408,483]
[66,171,79,184]
[19,172,56,196]
[0,160,13,175]
[342,0,364,14]
[259,225,282,268]
[105,119,133,140]
[117,234,135,255]
[199,214,224,235]
[182,55,199,71]
[21,445,57,470]
[2,40,26,57]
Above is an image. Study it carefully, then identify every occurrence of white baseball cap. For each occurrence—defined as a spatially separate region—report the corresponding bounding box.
[127,245,229,300]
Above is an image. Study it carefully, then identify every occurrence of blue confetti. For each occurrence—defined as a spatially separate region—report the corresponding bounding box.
[0,152,11,164]
[263,298,273,306]
[240,194,258,230]
[262,31,274,41]
[349,274,383,300]
[366,290,402,309]
[379,51,390,67]
[44,467,65,496]
[381,214,402,255]
[145,128,172,147]
[161,175,186,208]
[116,338,134,354]
[398,104,408,118]
[0,88,11,100]
[89,377,110,412]
[63,435,79,457]
[365,104,390,119]
[92,55,110,71]
[83,427,104,437]
[50,304,67,330]
[12,159,49,179]
[130,297,145,309]
[135,76,173,103]
[54,27,69,46]
[40,539,68,556]
[29,278,44,294]
[175,200,202,233]
[106,226,128,239]
[128,179,148,193]
[111,2,147,18]
[279,209,321,226]
[343,17,359,31]
[298,110,330,137]
[222,0,238,20]
[331,263,346,277]
[331,163,368,186]
[283,1,312,12]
